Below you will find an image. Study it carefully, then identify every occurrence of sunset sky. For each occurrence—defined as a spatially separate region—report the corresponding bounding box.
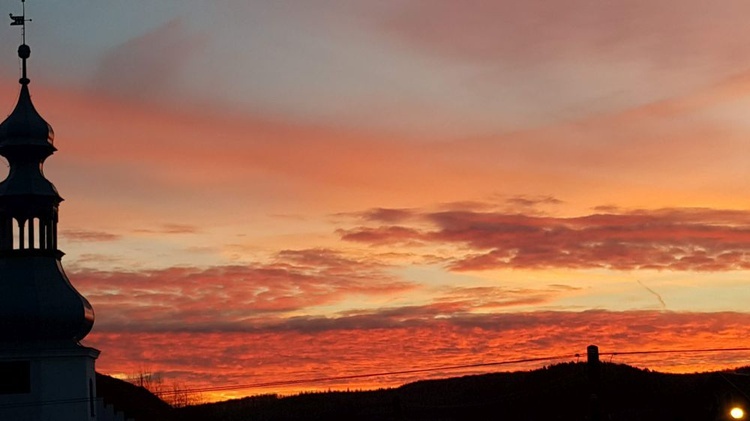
[3,0,750,400]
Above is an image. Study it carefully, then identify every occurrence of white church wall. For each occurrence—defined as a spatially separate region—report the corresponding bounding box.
[0,346,100,421]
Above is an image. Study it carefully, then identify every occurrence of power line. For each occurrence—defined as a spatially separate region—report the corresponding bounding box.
[0,353,576,409]
[162,346,750,396]
[719,373,750,403]
[4,345,750,408]
[158,353,576,395]
[601,346,750,358]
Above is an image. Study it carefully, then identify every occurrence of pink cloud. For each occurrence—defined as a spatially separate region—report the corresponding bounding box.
[337,226,424,246]
[74,248,414,333]
[505,195,564,210]
[24,59,750,236]
[341,206,750,271]
[381,0,750,70]
[91,19,207,102]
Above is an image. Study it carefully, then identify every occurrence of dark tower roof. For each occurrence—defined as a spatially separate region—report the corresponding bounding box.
[0,44,59,198]
[0,81,56,149]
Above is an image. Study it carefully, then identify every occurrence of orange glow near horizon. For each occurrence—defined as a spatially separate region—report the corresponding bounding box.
[83,310,750,401]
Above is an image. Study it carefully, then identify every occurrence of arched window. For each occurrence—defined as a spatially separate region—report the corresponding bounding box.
[30,218,39,249]
[12,219,21,250]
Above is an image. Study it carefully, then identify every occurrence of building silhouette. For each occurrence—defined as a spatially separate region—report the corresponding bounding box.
[0,4,102,420]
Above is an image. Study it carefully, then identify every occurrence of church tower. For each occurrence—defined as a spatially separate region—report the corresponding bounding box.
[0,2,100,420]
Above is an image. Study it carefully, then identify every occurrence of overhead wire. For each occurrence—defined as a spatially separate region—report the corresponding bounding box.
[2,345,750,408]
[156,353,576,395]
[600,347,750,357]
[158,346,750,396]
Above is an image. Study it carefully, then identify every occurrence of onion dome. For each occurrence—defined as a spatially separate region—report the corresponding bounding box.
[0,82,55,149]
[0,84,60,198]
[0,257,95,343]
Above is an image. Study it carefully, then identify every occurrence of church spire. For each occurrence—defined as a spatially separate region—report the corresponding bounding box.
[0,0,52,151]
[0,6,101,420]
[0,0,94,345]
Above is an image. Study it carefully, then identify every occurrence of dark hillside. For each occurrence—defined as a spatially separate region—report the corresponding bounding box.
[96,373,174,421]
[177,362,750,421]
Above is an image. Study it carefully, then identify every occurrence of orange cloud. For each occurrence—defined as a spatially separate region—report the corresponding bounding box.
[61,229,122,242]
[132,224,199,235]
[84,311,750,399]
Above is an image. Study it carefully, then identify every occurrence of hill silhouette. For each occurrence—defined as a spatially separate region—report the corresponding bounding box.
[175,362,750,421]
[96,373,174,421]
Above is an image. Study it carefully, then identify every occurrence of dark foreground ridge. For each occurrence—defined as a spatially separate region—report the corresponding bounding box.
[168,362,750,421]
[96,373,174,421]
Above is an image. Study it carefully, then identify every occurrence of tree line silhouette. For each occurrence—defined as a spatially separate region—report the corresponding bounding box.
[96,362,750,420]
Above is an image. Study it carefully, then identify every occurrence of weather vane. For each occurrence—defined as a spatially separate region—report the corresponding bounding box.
[9,0,30,45]
[9,0,32,85]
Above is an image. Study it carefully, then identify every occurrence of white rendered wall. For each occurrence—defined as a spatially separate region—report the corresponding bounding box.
[0,346,100,421]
